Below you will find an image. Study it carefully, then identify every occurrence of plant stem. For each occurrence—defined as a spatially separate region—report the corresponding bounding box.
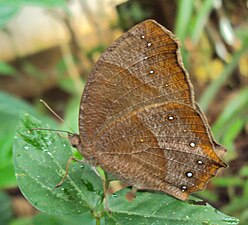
[96,217,100,225]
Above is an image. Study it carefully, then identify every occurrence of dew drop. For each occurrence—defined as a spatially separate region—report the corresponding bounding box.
[147,42,152,47]
[165,84,169,87]
[112,193,118,198]
[215,209,221,214]
[149,70,155,74]
[144,56,148,60]
[141,35,145,39]
[46,140,52,145]
[57,169,65,177]
[140,139,144,143]
[222,216,239,224]
[197,160,203,165]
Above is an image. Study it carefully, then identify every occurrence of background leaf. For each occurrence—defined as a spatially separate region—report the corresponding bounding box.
[32,212,97,225]
[13,114,103,215]
[0,91,55,189]
[105,189,239,225]
[0,191,12,225]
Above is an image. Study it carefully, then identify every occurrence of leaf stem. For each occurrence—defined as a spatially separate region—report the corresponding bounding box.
[96,217,100,225]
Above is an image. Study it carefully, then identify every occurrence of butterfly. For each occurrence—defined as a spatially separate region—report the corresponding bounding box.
[73,19,227,200]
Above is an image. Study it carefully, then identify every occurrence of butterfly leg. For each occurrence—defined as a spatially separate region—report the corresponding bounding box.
[55,156,85,188]
[126,186,138,202]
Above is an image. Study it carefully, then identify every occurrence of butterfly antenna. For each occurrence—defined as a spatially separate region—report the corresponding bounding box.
[40,99,75,133]
[30,128,74,136]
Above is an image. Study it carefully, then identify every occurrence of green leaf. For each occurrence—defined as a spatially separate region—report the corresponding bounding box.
[33,212,97,225]
[106,189,239,225]
[0,4,19,29]
[0,61,17,76]
[239,166,248,177]
[199,38,248,112]
[0,163,16,189]
[0,91,56,189]
[0,0,69,28]
[213,177,243,187]
[212,87,248,140]
[0,91,51,119]
[190,0,214,44]
[13,114,103,215]
[175,0,193,41]
[19,0,67,8]
[0,191,12,225]
[0,0,67,8]
[62,97,81,132]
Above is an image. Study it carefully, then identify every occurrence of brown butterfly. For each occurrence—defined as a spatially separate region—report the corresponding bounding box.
[73,19,227,200]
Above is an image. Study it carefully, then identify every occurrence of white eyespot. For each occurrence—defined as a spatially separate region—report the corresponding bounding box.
[167,115,175,121]
[185,171,194,178]
[197,160,203,165]
[189,142,196,148]
[181,185,187,192]
[149,70,155,74]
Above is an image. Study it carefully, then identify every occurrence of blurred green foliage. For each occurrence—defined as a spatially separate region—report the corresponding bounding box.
[0,0,68,28]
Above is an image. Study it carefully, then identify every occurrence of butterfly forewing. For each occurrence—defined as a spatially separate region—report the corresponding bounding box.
[79,20,194,146]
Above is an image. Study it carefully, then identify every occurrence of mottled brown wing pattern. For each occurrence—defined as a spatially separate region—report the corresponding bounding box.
[78,19,227,200]
[93,102,226,200]
[79,20,194,146]
[90,102,225,200]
